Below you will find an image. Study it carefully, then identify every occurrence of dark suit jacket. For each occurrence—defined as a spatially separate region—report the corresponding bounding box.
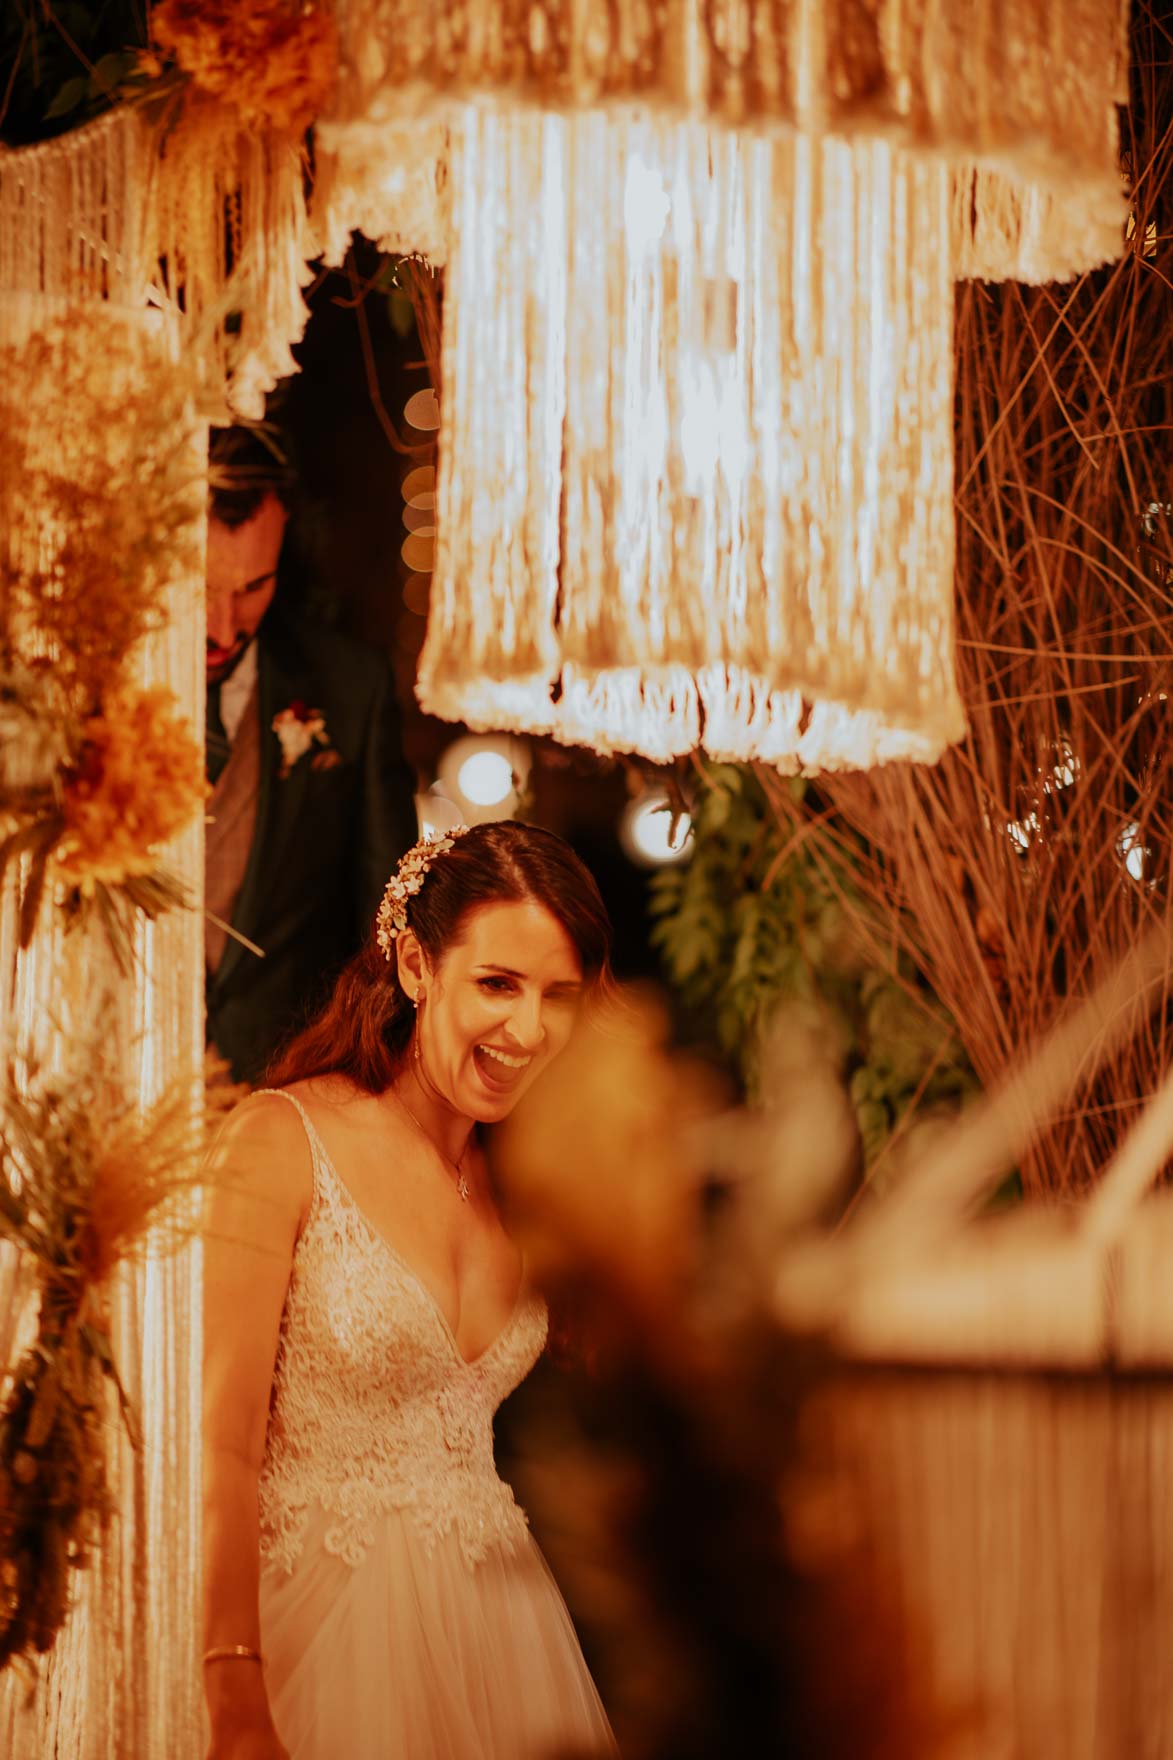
[206,611,417,1084]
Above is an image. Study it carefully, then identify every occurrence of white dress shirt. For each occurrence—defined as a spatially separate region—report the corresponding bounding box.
[220,638,259,742]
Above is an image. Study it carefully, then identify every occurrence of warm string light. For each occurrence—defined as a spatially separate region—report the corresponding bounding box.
[418,105,965,769]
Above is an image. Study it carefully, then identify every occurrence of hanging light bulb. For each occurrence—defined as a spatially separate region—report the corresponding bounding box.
[621,790,694,868]
[436,732,530,819]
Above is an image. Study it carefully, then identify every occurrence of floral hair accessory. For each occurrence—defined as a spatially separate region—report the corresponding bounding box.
[375,825,470,961]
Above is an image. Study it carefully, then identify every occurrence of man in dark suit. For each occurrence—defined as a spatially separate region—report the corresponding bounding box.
[204,429,418,1083]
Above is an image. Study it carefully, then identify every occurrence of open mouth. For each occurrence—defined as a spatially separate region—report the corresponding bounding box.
[473,1044,532,1092]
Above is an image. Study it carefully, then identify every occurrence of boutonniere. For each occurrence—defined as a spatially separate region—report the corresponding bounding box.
[271,700,342,779]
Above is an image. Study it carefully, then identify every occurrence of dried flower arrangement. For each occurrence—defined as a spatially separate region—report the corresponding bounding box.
[149,0,338,138]
[0,313,206,968]
[0,1045,240,1673]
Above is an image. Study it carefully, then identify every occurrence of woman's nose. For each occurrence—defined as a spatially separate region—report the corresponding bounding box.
[505,992,545,1052]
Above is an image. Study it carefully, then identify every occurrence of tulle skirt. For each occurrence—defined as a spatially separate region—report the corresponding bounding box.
[260,1502,617,1759]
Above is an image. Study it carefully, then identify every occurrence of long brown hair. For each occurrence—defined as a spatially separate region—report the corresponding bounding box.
[267,820,613,1091]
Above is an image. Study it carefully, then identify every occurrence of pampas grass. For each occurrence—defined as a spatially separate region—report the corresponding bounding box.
[0,1048,240,1671]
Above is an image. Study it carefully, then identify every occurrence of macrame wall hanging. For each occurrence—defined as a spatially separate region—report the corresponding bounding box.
[0,297,207,1760]
[323,0,1129,769]
[0,17,327,1757]
[0,99,314,419]
[422,110,960,768]
[151,102,316,419]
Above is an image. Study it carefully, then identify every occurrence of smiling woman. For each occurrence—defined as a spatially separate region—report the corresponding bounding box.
[201,821,617,1760]
[269,819,611,1099]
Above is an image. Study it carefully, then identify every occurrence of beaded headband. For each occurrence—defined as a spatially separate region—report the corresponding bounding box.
[375,825,470,961]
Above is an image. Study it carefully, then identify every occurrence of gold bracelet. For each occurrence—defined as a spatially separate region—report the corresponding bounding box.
[203,1645,264,1667]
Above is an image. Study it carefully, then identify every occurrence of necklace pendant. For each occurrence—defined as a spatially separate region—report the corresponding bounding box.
[457,1173,470,1202]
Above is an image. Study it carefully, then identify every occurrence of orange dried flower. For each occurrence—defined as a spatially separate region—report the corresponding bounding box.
[56,688,207,892]
[153,0,338,136]
[0,312,204,715]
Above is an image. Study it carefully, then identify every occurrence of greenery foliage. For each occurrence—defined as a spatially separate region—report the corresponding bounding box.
[649,764,978,1175]
[0,4,151,145]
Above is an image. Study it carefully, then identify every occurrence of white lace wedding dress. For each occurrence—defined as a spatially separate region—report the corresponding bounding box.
[253,1091,616,1758]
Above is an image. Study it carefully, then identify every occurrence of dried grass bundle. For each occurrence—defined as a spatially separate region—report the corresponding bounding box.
[763,0,1172,1197]
[0,1049,240,1672]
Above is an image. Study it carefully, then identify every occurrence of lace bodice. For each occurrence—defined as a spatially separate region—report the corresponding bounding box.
[255,1091,548,1573]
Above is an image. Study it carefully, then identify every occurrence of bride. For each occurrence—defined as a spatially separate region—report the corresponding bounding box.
[201,820,617,1760]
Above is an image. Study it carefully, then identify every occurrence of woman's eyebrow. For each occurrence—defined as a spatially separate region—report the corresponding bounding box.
[477,964,583,988]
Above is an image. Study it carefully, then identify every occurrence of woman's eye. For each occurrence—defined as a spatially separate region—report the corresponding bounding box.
[479,976,513,993]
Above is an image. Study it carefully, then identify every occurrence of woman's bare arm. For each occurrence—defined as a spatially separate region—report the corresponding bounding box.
[202,1094,310,1755]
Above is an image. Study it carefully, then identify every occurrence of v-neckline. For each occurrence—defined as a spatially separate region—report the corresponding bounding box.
[305,1108,527,1372]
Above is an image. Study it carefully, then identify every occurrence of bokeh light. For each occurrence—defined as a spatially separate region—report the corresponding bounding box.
[621,791,692,867]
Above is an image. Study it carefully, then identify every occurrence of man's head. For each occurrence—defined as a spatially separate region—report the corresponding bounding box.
[206,493,288,681]
[206,426,295,682]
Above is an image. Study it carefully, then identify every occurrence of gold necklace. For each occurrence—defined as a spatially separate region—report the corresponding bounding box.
[395,1090,473,1202]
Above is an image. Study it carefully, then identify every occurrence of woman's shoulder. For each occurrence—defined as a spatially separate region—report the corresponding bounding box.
[216,1085,310,1146]
[231,1076,395,1159]
[204,1089,317,1242]
[226,1074,361,1131]
[208,1087,320,1195]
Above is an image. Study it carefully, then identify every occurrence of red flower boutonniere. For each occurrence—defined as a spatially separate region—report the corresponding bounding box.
[271,700,342,779]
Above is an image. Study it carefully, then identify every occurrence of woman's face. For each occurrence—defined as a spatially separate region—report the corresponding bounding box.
[414,898,586,1123]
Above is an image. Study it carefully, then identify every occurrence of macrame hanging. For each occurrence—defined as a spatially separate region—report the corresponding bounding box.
[0,108,149,307]
[0,100,314,419]
[324,0,1128,768]
[152,100,316,417]
[320,0,1129,284]
[419,108,962,768]
[312,98,450,267]
[0,296,206,1760]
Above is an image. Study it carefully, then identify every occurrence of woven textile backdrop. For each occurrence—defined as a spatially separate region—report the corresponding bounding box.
[0,293,206,1759]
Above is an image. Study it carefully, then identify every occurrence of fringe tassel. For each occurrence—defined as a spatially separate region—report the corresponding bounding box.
[418,107,564,703]
[414,671,557,737]
[0,107,149,305]
[312,96,449,267]
[952,161,1127,286]
[0,100,313,420]
[697,668,804,771]
[798,702,954,773]
[556,665,702,762]
[150,100,314,419]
